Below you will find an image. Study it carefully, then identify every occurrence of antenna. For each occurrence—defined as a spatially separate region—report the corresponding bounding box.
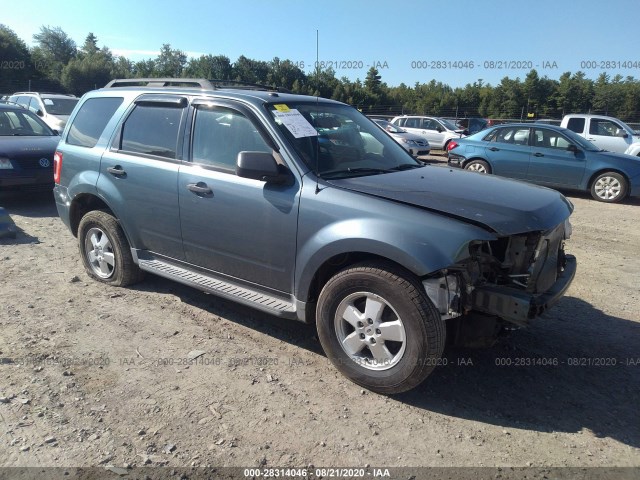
[315,29,320,194]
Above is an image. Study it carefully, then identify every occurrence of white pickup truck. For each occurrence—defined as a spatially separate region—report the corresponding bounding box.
[560,114,640,153]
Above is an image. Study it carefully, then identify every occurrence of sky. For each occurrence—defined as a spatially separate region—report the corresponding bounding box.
[2,0,639,88]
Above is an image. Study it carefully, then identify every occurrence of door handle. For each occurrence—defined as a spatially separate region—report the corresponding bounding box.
[187,182,213,195]
[533,152,544,157]
[107,165,126,176]
[489,147,500,151]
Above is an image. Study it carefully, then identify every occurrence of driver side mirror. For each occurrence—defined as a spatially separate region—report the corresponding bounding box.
[436,126,443,133]
[36,109,44,117]
[567,144,579,154]
[236,151,292,185]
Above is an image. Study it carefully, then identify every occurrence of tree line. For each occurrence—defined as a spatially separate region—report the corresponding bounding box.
[2,25,640,122]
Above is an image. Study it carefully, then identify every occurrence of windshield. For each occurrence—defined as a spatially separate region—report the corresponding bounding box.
[439,118,460,131]
[0,109,55,136]
[42,97,78,115]
[617,119,638,136]
[268,102,421,179]
[562,128,601,151]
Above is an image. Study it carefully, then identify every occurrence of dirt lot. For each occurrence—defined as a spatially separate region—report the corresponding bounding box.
[1,161,639,474]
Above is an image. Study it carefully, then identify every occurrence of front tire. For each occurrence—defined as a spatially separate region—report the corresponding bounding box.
[78,210,144,286]
[590,172,628,203]
[316,262,445,394]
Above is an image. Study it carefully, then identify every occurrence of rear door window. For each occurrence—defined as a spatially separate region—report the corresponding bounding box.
[492,127,530,145]
[118,102,185,159]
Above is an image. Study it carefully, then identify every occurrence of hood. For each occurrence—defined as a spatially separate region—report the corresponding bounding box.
[328,166,573,236]
[596,149,640,161]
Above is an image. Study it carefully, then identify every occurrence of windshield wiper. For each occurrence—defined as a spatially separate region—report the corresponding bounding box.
[389,163,424,171]
[322,167,392,179]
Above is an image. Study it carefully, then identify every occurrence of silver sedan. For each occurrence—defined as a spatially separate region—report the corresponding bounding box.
[372,119,430,157]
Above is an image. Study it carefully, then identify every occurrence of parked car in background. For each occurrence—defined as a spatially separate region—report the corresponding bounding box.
[455,117,489,135]
[0,103,58,192]
[371,119,430,157]
[447,123,640,203]
[8,92,78,132]
[391,115,465,151]
[624,142,640,157]
[560,114,640,153]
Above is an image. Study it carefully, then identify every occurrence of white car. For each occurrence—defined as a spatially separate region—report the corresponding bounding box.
[372,119,430,157]
[390,115,465,151]
[8,92,78,132]
[624,142,640,157]
[561,114,640,154]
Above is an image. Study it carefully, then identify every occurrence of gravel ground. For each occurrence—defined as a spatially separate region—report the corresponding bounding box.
[1,161,639,474]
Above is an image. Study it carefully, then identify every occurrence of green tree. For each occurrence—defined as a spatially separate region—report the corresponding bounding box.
[364,67,381,93]
[80,33,99,57]
[233,55,269,84]
[266,57,306,90]
[0,24,34,92]
[62,40,115,94]
[153,44,187,77]
[185,54,232,80]
[553,71,593,115]
[31,26,77,82]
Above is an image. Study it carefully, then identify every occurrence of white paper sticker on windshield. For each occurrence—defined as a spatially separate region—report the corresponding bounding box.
[273,109,318,138]
[44,99,54,105]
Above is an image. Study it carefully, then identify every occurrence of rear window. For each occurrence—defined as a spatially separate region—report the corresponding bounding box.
[67,97,124,148]
[42,97,78,115]
[566,117,585,134]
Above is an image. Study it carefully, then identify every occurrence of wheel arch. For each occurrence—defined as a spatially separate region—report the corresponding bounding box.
[69,193,114,237]
[302,252,423,324]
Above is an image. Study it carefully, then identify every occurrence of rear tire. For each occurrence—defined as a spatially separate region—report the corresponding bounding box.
[464,159,491,174]
[590,171,628,203]
[316,262,445,394]
[78,210,144,286]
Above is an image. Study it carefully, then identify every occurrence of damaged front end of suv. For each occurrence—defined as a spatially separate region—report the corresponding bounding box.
[422,218,576,346]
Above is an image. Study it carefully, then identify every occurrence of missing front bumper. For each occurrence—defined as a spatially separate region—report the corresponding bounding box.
[471,254,577,326]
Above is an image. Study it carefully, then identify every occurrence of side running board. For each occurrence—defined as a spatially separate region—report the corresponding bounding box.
[136,255,296,318]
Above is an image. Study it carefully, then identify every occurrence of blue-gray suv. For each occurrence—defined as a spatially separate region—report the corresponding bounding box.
[54,78,576,393]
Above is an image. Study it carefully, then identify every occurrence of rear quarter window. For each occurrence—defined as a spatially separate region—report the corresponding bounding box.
[67,97,124,148]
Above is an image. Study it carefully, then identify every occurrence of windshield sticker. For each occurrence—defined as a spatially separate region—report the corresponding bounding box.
[273,109,318,138]
[44,99,54,105]
[273,104,290,112]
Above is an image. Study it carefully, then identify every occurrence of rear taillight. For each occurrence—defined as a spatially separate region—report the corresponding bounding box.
[447,141,458,151]
[53,151,62,184]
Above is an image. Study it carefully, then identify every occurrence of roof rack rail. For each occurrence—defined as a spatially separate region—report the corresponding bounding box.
[10,92,76,97]
[103,78,291,94]
[104,78,215,89]
[208,79,292,94]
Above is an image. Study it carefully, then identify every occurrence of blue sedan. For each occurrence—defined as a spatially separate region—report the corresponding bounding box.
[447,123,640,203]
